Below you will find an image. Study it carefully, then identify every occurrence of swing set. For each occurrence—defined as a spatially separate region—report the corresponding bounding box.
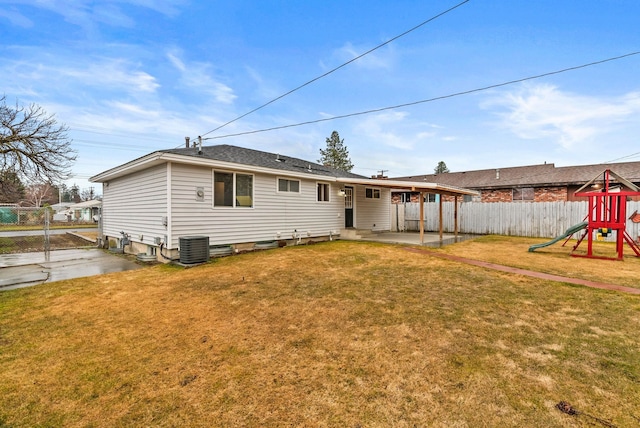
[570,169,640,260]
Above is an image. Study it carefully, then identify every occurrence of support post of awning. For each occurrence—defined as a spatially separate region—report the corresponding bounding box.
[439,194,443,241]
[419,192,424,245]
[454,195,459,238]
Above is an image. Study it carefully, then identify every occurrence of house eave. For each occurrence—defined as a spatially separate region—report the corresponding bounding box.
[336,177,479,197]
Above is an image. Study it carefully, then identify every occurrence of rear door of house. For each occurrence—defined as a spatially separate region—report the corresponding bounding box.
[344,186,354,228]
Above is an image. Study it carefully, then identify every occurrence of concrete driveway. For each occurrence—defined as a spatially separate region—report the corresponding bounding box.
[0,248,141,291]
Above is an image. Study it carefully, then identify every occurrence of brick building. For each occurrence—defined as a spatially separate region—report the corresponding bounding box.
[392,161,640,203]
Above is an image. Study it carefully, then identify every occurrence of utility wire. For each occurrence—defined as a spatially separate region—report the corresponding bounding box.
[69,125,181,144]
[202,51,640,141]
[198,0,471,138]
[605,151,640,163]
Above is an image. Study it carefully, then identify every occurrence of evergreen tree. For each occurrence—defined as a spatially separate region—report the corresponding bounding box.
[69,184,81,203]
[434,161,450,174]
[318,131,353,172]
[0,170,25,203]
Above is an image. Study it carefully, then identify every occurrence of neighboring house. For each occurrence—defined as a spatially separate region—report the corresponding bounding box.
[51,202,73,222]
[68,199,102,222]
[90,144,476,261]
[392,161,640,203]
[50,202,71,212]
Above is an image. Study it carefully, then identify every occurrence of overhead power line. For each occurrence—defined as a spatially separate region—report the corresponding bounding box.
[198,0,472,139]
[202,50,640,141]
[605,151,640,163]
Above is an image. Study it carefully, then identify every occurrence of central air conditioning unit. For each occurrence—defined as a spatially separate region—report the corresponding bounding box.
[179,236,210,264]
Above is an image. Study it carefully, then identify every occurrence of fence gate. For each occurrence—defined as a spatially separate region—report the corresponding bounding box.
[0,206,95,255]
[44,209,51,255]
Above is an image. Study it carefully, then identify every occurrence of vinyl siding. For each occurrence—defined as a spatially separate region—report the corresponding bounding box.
[354,186,391,231]
[169,163,344,247]
[101,164,168,245]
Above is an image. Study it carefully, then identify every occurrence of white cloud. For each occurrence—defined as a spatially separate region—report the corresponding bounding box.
[0,7,33,27]
[331,42,394,70]
[244,66,283,101]
[0,0,184,30]
[167,50,236,104]
[484,84,640,149]
[167,51,186,72]
[353,111,437,150]
[60,58,160,93]
[93,3,135,27]
[125,0,185,17]
[1,54,160,95]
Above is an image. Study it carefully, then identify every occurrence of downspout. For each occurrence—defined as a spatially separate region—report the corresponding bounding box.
[166,162,173,254]
[439,194,444,242]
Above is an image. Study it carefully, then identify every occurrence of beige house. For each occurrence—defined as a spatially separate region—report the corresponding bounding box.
[91,145,477,262]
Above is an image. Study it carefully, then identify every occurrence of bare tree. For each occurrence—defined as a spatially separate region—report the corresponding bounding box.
[80,186,97,201]
[0,95,76,183]
[25,182,55,207]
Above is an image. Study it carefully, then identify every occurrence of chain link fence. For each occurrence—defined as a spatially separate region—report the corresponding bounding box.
[0,205,97,254]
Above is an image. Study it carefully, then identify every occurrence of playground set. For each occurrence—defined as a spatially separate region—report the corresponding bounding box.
[529,169,640,260]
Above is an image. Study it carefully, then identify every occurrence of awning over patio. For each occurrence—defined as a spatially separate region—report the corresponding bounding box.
[335,177,479,196]
[335,177,480,245]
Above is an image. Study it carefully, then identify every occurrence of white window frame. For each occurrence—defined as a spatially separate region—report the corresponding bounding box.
[212,170,254,208]
[316,182,330,202]
[277,177,301,194]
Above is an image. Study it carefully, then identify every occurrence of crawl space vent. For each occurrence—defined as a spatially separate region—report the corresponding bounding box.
[179,236,210,264]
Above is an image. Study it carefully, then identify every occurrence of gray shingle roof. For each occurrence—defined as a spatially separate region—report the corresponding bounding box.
[161,144,365,179]
[393,161,640,190]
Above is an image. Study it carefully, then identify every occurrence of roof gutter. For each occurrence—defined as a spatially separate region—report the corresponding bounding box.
[335,177,479,197]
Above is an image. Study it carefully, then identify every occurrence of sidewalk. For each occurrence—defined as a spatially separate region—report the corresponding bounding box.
[404,247,640,295]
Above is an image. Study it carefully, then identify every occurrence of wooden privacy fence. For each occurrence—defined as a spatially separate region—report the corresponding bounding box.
[392,201,640,239]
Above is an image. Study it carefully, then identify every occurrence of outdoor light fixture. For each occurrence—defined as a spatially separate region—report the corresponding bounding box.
[338,189,346,197]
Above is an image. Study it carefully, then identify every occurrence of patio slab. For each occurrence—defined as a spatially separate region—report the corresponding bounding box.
[349,231,479,247]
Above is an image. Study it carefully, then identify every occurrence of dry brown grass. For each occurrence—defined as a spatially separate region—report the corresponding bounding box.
[436,235,640,289]
[1,239,639,427]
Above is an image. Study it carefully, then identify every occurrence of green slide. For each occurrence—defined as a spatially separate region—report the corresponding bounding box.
[528,221,589,252]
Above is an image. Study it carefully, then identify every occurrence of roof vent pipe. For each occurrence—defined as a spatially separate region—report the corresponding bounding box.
[197,136,203,155]
[496,169,500,180]
[185,136,190,148]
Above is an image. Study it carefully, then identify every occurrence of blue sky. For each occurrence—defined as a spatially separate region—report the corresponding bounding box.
[2,0,639,193]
